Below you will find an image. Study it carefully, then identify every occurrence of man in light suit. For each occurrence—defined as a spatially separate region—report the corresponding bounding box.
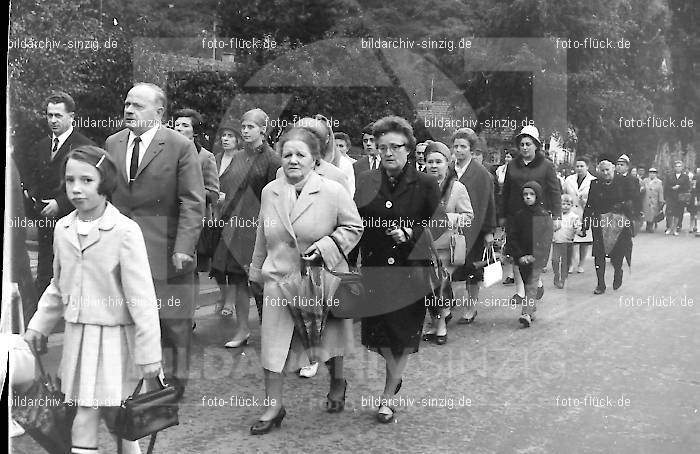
[106,83,204,398]
[20,92,95,297]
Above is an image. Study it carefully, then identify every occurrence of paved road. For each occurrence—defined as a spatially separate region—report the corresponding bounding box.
[11,230,700,453]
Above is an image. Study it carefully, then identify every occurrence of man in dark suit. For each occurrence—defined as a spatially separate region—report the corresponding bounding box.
[415,142,427,172]
[21,91,95,296]
[615,154,642,234]
[107,83,205,398]
[663,160,691,235]
[353,123,380,176]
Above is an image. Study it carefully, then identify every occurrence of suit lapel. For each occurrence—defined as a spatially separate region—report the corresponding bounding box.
[290,173,321,224]
[51,132,73,163]
[115,130,130,183]
[135,127,165,178]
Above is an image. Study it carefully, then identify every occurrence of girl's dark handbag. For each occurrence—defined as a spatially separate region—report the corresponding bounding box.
[12,351,77,454]
[115,375,179,453]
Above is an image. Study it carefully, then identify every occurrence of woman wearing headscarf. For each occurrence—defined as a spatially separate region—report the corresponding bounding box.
[275,116,353,378]
[500,125,561,310]
[248,127,363,434]
[423,141,473,344]
[450,128,497,324]
[581,158,635,294]
[211,108,281,347]
[353,116,447,423]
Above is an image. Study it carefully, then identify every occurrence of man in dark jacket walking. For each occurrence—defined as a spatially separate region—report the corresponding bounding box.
[20,91,95,296]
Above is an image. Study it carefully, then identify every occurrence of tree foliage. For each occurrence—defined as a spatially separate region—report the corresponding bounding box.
[8,0,697,172]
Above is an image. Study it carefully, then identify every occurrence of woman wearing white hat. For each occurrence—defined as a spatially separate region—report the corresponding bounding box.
[499,125,561,312]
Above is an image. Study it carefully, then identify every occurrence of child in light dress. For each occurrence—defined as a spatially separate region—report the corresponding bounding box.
[25,146,162,454]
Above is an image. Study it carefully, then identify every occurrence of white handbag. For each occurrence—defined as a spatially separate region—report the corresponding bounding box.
[481,246,502,288]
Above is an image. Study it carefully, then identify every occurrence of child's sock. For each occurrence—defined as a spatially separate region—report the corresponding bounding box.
[72,447,98,454]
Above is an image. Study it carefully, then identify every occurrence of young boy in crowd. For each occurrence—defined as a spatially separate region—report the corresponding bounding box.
[507,181,554,327]
[551,194,582,288]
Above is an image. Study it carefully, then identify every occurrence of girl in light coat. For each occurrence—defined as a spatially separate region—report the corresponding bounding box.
[25,146,162,454]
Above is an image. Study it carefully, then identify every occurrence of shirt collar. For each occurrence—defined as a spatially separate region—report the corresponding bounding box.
[128,123,160,149]
[52,125,74,145]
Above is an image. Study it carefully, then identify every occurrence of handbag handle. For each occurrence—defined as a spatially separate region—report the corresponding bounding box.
[481,245,496,265]
[129,373,169,397]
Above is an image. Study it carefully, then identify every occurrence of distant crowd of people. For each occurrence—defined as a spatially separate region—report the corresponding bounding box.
[9,84,699,451]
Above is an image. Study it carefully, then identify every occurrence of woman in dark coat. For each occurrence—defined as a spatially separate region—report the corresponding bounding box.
[581,159,635,294]
[211,109,281,347]
[450,128,497,324]
[353,116,447,423]
[500,125,561,306]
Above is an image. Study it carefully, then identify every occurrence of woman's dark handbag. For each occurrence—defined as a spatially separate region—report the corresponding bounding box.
[424,229,454,308]
[679,192,692,205]
[197,204,222,257]
[325,236,366,319]
[12,351,77,454]
[653,208,665,223]
[116,375,179,454]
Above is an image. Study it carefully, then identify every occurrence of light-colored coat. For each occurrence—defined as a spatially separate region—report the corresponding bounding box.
[642,177,664,222]
[249,171,363,373]
[434,179,474,266]
[563,172,596,243]
[27,203,162,366]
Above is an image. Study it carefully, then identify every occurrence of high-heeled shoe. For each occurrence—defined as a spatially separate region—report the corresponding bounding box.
[457,310,477,324]
[224,334,250,348]
[435,333,447,345]
[250,406,286,435]
[376,404,395,423]
[325,380,347,413]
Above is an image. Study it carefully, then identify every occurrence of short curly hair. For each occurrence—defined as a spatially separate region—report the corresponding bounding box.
[450,128,478,150]
[276,127,322,162]
[371,116,416,152]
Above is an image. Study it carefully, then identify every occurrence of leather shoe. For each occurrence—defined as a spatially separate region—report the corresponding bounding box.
[250,407,286,435]
[535,285,544,299]
[593,286,606,295]
[613,270,623,290]
[435,334,447,345]
[325,380,347,413]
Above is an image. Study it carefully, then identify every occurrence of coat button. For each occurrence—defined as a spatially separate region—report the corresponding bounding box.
[387,257,395,265]
[385,201,393,209]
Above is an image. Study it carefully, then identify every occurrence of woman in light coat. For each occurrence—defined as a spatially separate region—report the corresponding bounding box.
[248,127,363,434]
[642,168,664,232]
[563,156,596,273]
[423,141,473,345]
[24,146,161,454]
